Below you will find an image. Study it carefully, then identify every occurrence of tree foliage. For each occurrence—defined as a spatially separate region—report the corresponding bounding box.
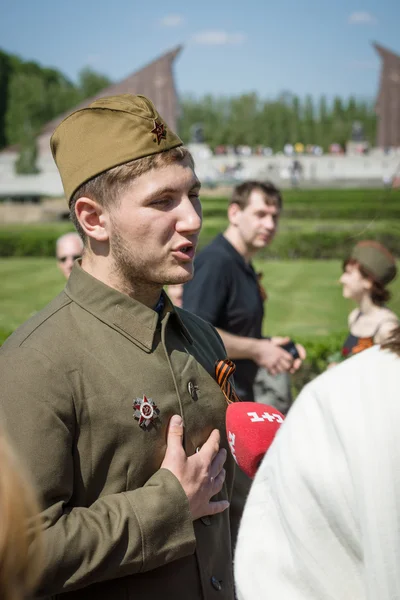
[179,93,377,151]
[0,48,112,172]
[0,47,378,168]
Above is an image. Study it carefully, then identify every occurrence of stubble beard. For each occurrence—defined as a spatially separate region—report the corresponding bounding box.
[110,228,162,297]
[109,227,192,297]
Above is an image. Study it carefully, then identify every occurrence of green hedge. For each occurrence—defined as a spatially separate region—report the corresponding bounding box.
[260,230,400,260]
[199,226,399,258]
[291,331,345,396]
[0,225,74,257]
[200,189,400,220]
[1,223,398,258]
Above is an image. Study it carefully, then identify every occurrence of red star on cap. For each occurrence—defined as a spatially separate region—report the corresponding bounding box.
[151,120,167,145]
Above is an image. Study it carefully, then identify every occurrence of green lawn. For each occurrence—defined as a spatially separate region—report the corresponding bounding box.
[0,258,66,332]
[2,258,400,342]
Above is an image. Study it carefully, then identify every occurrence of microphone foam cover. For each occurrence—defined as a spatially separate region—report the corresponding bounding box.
[226,402,284,478]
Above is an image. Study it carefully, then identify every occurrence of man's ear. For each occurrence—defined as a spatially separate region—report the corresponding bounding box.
[74,197,109,242]
[227,202,243,226]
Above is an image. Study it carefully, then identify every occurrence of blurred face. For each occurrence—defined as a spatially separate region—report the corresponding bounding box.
[107,156,202,288]
[340,263,371,301]
[56,235,83,279]
[231,189,280,253]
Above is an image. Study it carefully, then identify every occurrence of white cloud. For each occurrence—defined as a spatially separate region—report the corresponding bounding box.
[159,14,185,27]
[348,11,377,24]
[191,30,246,46]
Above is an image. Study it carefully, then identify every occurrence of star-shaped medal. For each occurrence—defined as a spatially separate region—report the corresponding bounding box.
[151,119,167,145]
[133,395,160,430]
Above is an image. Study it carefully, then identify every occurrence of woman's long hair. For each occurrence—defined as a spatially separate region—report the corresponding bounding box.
[0,426,43,600]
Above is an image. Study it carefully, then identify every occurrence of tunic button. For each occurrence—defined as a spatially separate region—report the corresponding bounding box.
[201,516,211,526]
[187,381,199,401]
[210,576,222,591]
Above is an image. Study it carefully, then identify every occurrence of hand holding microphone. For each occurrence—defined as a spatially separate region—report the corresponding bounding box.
[226,402,285,479]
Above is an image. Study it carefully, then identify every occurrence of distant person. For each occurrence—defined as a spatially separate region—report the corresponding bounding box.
[290,159,302,187]
[329,240,398,366]
[0,421,43,600]
[183,180,306,406]
[56,232,83,279]
[235,327,400,600]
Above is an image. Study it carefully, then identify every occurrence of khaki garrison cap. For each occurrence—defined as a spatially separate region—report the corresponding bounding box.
[50,94,183,202]
[351,240,397,286]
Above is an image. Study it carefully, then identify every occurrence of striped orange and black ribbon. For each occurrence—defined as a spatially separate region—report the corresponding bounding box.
[215,359,242,405]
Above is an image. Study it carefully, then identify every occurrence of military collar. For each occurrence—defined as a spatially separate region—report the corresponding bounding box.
[65,263,192,352]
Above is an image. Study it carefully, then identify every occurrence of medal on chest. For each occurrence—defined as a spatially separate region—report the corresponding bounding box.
[133,395,160,430]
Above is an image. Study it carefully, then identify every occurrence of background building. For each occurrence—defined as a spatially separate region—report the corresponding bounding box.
[374,43,400,149]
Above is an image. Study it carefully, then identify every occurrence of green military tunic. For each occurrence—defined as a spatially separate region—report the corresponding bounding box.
[0,264,236,599]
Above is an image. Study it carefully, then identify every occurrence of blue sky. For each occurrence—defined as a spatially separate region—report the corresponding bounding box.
[1,0,399,101]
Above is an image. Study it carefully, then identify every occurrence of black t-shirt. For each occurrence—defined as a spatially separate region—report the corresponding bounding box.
[182,234,264,401]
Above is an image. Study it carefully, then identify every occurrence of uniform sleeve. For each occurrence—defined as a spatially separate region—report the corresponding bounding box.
[0,347,196,594]
[183,253,229,326]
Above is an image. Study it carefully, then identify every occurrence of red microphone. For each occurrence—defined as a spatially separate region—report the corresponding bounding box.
[226,402,285,479]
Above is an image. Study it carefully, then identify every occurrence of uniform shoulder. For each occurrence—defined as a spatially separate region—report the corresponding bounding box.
[175,307,225,350]
[1,291,72,352]
[176,305,215,332]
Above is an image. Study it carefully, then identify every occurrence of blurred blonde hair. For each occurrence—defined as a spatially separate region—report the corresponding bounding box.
[0,426,43,600]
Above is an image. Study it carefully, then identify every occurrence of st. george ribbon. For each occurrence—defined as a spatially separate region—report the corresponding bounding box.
[226,402,285,479]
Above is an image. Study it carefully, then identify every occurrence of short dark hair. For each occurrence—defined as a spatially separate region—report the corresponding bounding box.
[229,180,283,210]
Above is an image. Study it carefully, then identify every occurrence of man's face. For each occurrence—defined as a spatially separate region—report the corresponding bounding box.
[233,189,280,253]
[57,235,83,279]
[107,157,202,288]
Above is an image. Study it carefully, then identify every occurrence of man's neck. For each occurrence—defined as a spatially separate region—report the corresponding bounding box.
[81,255,162,309]
[223,226,255,263]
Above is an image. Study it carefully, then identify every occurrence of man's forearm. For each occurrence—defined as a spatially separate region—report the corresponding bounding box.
[216,328,258,361]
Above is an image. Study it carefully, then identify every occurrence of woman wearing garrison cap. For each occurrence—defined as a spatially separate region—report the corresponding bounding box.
[328,240,398,366]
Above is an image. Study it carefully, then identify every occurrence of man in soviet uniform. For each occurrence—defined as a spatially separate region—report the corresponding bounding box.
[0,95,237,599]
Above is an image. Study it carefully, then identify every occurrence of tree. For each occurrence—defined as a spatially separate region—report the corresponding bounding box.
[302,95,316,144]
[0,50,12,149]
[77,67,112,100]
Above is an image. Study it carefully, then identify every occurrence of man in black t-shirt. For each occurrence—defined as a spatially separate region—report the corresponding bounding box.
[183,180,305,404]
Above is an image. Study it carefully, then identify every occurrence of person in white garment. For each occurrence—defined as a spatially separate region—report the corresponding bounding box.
[235,326,400,600]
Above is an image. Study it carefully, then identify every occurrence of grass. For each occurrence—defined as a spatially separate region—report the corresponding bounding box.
[2,258,400,341]
[0,258,65,331]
